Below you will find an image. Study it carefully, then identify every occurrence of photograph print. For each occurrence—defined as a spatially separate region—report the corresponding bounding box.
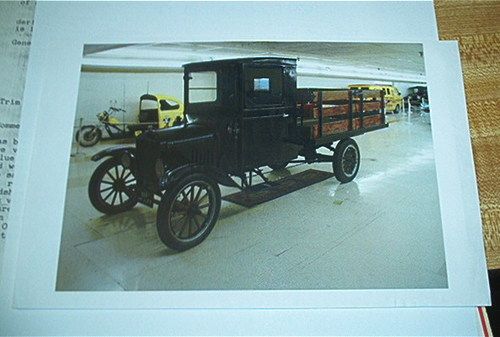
[56,42,445,292]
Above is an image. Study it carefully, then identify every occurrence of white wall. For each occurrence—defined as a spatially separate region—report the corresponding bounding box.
[298,76,392,89]
[75,71,183,125]
[298,76,425,95]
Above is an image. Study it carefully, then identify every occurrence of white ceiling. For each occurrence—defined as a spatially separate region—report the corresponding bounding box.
[83,42,426,82]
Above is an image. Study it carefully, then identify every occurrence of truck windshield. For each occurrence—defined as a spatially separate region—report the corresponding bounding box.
[188,71,217,103]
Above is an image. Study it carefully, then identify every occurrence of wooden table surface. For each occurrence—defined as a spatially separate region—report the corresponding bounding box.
[434,0,500,269]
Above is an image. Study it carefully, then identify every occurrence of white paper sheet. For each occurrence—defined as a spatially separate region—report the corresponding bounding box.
[0,1,490,335]
[0,0,36,274]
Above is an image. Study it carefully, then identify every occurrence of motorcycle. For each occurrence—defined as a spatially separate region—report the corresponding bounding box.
[75,94,184,147]
[75,106,132,147]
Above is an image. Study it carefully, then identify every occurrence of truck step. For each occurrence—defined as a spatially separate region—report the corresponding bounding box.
[222,169,334,207]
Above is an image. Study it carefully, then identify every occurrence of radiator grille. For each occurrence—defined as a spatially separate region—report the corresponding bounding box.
[135,135,160,191]
[190,148,213,165]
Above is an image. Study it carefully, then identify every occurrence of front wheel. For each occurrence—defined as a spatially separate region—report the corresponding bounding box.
[332,138,360,183]
[393,104,400,114]
[88,157,138,214]
[157,173,221,251]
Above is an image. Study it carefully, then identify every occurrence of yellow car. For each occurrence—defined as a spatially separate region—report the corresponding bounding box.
[348,84,403,113]
[139,94,184,128]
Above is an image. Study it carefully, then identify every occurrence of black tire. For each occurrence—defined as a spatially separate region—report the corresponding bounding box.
[157,173,221,251]
[77,125,102,147]
[268,162,288,171]
[88,157,138,214]
[332,138,360,183]
[393,104,400,114]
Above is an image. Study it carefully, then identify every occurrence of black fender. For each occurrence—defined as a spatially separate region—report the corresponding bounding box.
[158,164,239,190]
[90,145,136,162]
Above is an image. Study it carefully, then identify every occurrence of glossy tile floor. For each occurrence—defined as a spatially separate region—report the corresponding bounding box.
[56,114,447,291]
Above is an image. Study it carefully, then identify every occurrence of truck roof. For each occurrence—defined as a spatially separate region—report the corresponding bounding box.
[183,57,296,70]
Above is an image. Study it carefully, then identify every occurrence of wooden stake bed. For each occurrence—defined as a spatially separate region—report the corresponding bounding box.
[296,88,388,142]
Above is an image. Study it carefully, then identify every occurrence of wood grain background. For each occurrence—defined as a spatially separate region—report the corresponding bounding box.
[434,0,500,269]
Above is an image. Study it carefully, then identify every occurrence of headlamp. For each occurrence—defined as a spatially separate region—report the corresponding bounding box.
[121,152,132,168]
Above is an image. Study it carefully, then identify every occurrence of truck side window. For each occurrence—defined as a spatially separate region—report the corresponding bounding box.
[245,67,283,107]
[254,78,270,91]
[188,71,217,103]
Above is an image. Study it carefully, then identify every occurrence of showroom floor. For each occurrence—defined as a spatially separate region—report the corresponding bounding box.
[56,113,447,291]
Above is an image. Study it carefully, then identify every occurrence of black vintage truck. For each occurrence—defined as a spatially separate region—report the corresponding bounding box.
[88,57,387,251]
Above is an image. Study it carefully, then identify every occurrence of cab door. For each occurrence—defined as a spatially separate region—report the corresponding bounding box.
[239,63,296,171]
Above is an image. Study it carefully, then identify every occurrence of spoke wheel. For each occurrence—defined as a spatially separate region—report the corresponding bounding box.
[333,138,360,183]
[157,173,221,251]
[88,157,138,214]
[77,126,102,147]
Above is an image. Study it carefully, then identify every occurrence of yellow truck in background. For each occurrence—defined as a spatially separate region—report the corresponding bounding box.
[139,94,184,128]
[348,84,403,114]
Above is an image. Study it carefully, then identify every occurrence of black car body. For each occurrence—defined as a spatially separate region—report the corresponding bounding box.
[88,57,388,251]
[405,86,428,105]
[136,58,300,192]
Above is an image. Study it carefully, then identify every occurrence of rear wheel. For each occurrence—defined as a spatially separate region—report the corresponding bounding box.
[88,157,138,214]
[332,138,360,183]
[77,125,102,147]
[157,173,221,251]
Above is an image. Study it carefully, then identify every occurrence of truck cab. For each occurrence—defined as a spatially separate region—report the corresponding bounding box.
[181,57,301,174]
